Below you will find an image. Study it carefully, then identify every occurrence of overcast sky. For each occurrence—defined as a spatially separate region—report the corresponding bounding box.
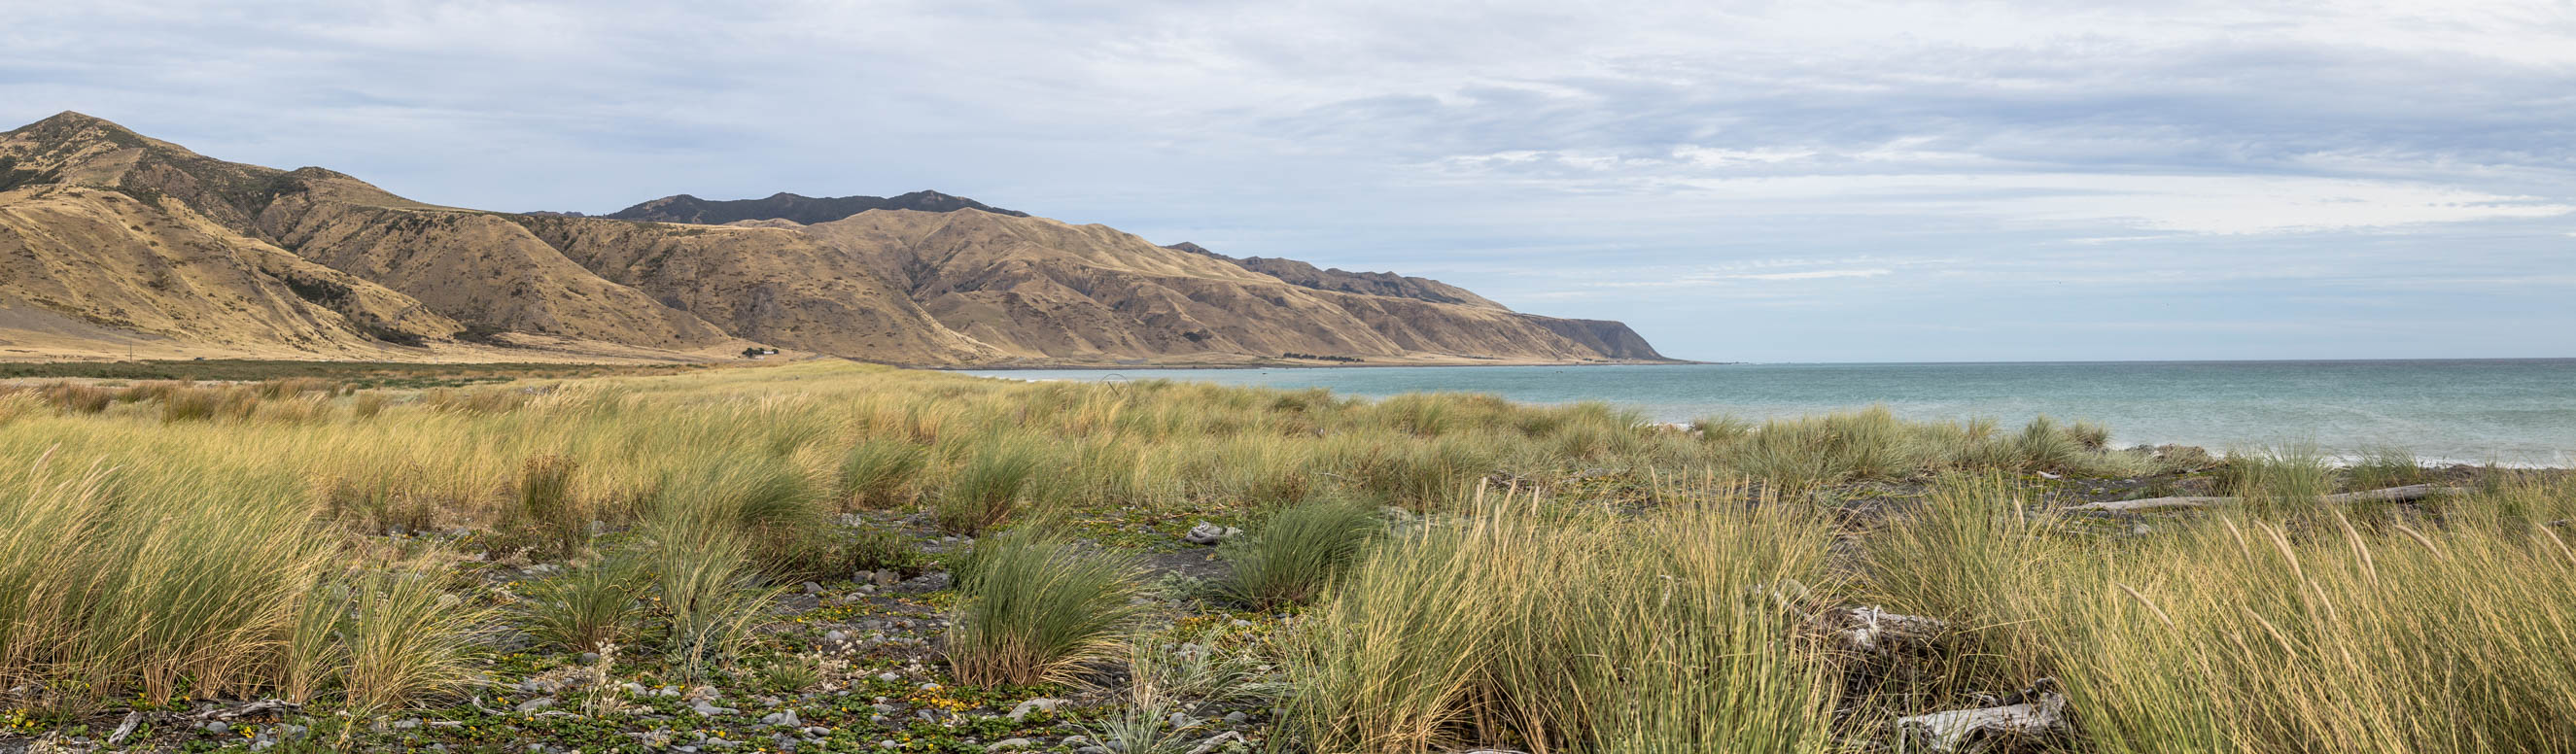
[5,0,2572,362]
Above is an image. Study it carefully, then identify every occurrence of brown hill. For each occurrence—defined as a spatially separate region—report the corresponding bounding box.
[1165,241,1510,310]
[793,210,1666,364]
[600,190,1027,224]
[0,112,1669,366]
[0,114,460,358]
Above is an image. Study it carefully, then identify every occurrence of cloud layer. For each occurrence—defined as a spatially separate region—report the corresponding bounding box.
[4,0,2570,360]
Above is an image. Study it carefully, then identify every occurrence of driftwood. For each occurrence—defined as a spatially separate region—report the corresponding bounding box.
[1828,606,1946,655]
[1896,677,2069,752]
[191,699,300,721]
[2067,484,2465,513]
[106,710,147,745]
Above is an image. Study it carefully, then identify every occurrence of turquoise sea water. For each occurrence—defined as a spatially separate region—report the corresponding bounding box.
[966,360,2576,465]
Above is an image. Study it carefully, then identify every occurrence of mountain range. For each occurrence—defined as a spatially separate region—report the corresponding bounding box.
[0,112,1667,365]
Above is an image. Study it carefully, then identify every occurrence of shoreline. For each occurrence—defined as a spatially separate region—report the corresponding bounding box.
[937,359,1713,371]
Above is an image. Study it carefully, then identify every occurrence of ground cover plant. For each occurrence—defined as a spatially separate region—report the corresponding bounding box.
[0,360,2564,753]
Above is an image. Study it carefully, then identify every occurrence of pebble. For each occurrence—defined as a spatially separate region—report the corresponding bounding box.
[802,581,824,595]
[576,652,601,666]
[692,701,741,716]
[516,697,556,713]
[1006,698,1062,721]
[876,672,901,682]
[1225,711,1249,724]
[823,630,850,643]
[880,740,900,749]
[1182,522,1240,545]
[988,738,1036,751]
[205,722,230,735]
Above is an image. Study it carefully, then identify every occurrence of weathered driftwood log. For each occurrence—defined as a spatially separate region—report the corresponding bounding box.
[2067,484,2466,513]
[1827,606,1946,655]
[191,699,301,720]
[1896,677,2069,753]
[107,710,147,745]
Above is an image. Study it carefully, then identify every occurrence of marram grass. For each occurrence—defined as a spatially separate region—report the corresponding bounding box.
[0,360,2566,754]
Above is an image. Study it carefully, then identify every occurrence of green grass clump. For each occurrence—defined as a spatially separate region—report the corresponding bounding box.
[644,530,780,681]
[342,568,489,714]
[2013,495,2576,753]
[515,453,586,555]
[1218,495,1383,609]
[948,527,1149,686]
[0,456,331,710]
[517,560,644,654]
[1863,473,2065,625]
[839,437,926,508]
[2219,444,2336,508]
[936,437,1052,534]
[650,452,830,573]
[1282,488,1839,753]
[2349,446,2426,490]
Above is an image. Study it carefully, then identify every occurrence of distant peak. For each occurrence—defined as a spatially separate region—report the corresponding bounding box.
[8,110,144,141]
[593,189,1028,224]
[1163,241,1227,259]
[36,111,124,128]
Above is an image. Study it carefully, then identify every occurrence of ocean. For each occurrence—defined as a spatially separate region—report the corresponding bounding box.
[965,360,2576,466]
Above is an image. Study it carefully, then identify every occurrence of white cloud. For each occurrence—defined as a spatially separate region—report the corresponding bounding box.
[1723,268,1894,281]
[4,0,2573,360]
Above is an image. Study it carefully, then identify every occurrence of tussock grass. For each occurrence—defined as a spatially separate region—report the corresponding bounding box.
[2008,484,2576,753]
[948,527,1149,686]
[352,391,390,418]
[2349,446,2426,490]
[41,382,115,414]
[644,529,780,680]
[517,560,644,653]
[0,390,43,425]
[12,359,2557,751]
[342,567,488,714]
[515,454,586,554]
[0,454,331,710]
[839,437,926,508]
[1282,485,1840,753]
[1217,495,1383,608]
[2219,443,2336,509]
[935,436,1052,534]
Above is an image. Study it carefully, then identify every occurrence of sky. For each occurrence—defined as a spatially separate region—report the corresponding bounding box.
[4,0,2572,362]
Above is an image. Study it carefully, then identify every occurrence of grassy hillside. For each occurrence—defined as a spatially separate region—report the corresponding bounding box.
[0,362,2567,752]
[2,112,1669,367]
